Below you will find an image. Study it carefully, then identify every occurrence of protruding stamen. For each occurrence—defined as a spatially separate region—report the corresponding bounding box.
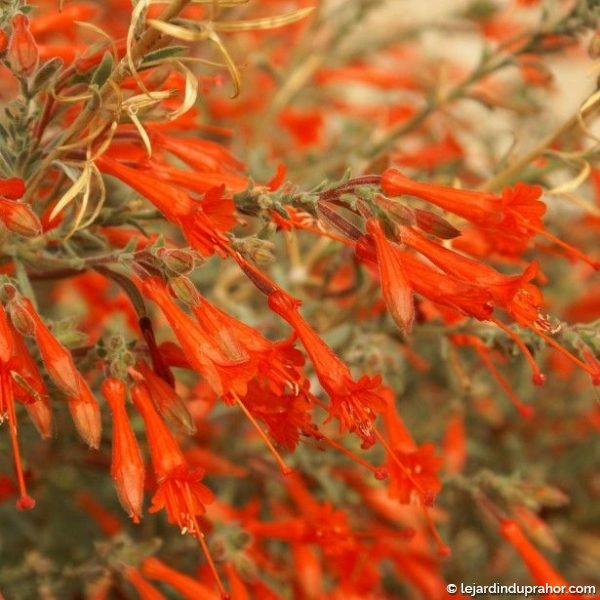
[526,222,599,271]
[183,485,229,599]
[2,371,35,510]
[319,432,387,479]
[422,504,450,558]
[491,318,546,385]
[530,325,597,379]
[232,391,292,475]
[474,345,534,418]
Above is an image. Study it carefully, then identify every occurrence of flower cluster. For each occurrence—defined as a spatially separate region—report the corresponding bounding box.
[0,0,599,598]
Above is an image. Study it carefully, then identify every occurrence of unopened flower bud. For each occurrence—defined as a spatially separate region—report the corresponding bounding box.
[7,14,39,77]
[233,237,276,264]
[156,247,196,274]
[68,374,102,449]
[415,208,461,239]
[533,485,570,508]
[8,299,36,337]
[168,276,199,306]
[0,283,17,302]
[0,199,42,237]
[31,56,63,94]
[19,298,82,396]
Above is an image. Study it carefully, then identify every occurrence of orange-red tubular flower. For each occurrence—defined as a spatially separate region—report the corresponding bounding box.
[190,292,305,397]
[101,378,145,523]
[267,290,385,448]
[124,567,166,600]
[366,218,415,334]
[400,227,542,324]
[382,169,501,226]
[292,543,323,599]
[0,177,41,237]
[0,30,8,55]
[500,519,567,589]
[224,563,250,600]
[0,303,13,366]
[19,298,81,396]
[0,305,35,511]
[383,170,599,268]
[356,236,494,321]
[131,383,226,597]
[141,277,254,397]
[0,177,26,199]
[7,14,39,76]
[67,372,102,449]
[442,413,467,475]
[96,157,235,257]
[10,327,52,439]
[136,359,195,434]
[141,557,219,600]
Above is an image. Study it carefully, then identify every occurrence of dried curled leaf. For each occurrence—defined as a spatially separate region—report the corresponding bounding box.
[146,19,210,42]
[51,163,92,221]
[547,158,590,195]
[212,7,315,32]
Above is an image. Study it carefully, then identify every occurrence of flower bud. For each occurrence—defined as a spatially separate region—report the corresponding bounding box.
[7,299,36,337]
[156,247,196,274]
[102,378,145,522]
[19,298,82,396]
[137,359,195,434]
[68,374,102,449]
[0,199,42,237]
[7,14,39,77]
[414,208,461,239]
[168,276,199,306]
[31,56,63,94]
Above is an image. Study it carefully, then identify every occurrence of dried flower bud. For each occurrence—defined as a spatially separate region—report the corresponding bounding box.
[7,14,39,77]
